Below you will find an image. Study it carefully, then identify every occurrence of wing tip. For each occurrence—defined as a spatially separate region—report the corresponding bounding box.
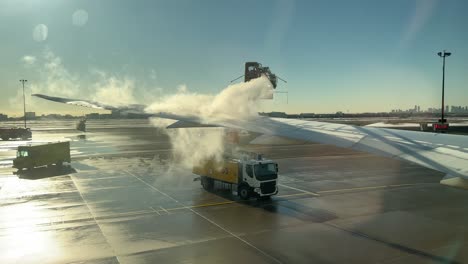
[440,174,468,190]
[31,93,48,98]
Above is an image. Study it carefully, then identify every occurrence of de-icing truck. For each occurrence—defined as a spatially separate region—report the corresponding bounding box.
[193,153,278,200]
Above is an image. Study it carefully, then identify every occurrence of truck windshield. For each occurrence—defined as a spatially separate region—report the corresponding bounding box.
[254,163,277,180]
[17,150,29,157]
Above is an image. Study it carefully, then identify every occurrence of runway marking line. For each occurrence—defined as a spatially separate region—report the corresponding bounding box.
[68,175,121,261]
[157,201,237,214]
[317,182,435,194]
[28,182,432,229]
[157,193,318,213]
[149,206,161,215]
[159,206,170,215]
[278,183,320,196]
[125,170,284,264]
[190,200,235,208]
[276,192,310,198]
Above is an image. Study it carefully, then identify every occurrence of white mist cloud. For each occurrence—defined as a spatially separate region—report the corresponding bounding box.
[15,47,273,171]
[264,0,295,56]
[147,76,273,169]
[400,0,438,48]
[14,49,149,110]
[39,49,81,97]
[149,119,226,169]
[11,49,81,108]
[146,75,273,123]
[176,84,188,93]
[91,73,137,106]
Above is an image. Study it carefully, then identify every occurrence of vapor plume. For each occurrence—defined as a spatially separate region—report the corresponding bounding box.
[146,76,272,123]
[14,49,143,112]
[147,76,273,169]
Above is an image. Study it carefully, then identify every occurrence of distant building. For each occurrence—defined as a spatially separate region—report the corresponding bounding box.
[100,114,112,119]
[111,110,122,118]
[0,113,7,121]
[25,112,36,119]
[450,105,468,114]
[43,114,62,119]
[299,113,315,118]
[268,112,288,118]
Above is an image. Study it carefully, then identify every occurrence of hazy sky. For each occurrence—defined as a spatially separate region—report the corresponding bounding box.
[0,0,467,116]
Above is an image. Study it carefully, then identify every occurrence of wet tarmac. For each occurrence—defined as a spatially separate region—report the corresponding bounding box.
[1,119,467,263]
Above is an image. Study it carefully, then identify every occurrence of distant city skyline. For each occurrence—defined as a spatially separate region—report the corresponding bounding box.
[391,104,468,114]
[1,0,468,116]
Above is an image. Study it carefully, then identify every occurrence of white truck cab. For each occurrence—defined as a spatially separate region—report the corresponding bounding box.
[193,152,279,200]
[237,157,278,199]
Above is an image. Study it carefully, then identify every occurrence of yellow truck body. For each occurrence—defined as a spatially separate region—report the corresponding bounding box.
[192,158,240,184]
[13,141,71,169]
[193,155,279,199]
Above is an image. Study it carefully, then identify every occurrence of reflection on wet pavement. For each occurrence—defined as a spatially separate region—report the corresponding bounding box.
[1,120,467,263]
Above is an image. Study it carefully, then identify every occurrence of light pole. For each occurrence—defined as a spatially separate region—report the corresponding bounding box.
[19,79,27,128]
[437,50,451,123]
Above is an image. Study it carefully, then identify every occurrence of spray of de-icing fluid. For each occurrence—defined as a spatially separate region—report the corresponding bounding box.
[147,76,273,170]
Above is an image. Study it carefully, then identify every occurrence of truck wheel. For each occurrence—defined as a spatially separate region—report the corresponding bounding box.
[1,137,7,141]
[238,185,251,200]
[201,176,214,191]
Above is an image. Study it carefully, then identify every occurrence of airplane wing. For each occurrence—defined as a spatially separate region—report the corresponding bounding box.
[213,117,468,182]
[32,94,148,114]
[33,93,468,184]
[33,94,113,110]
[32,93,199,121]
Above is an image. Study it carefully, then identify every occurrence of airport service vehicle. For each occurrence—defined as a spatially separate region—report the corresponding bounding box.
[76,118,86,132]
[13,141,71,170]
[0,127,32,141]
[433,121,449,132]
[193,154,278,199]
